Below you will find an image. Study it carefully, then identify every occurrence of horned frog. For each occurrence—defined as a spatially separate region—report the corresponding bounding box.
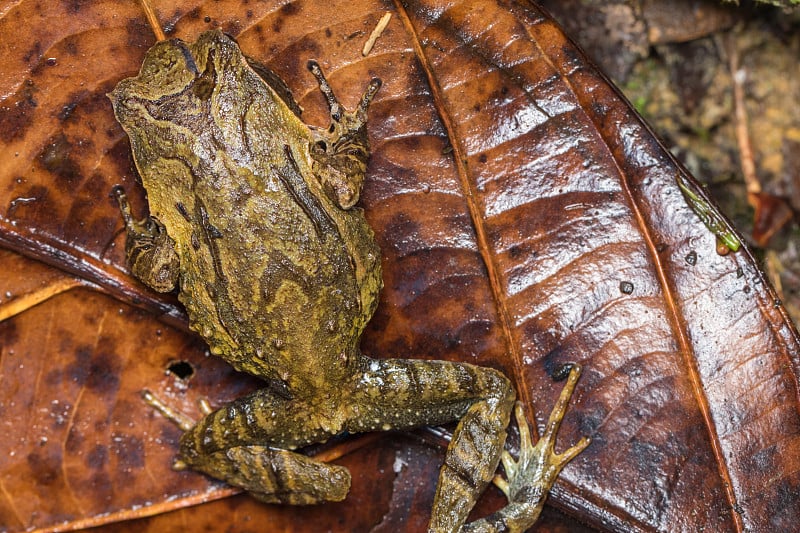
[110,30,589,532]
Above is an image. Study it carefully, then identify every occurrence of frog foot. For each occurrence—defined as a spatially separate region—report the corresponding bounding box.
[112,186,179,293]
[492,365,591,528]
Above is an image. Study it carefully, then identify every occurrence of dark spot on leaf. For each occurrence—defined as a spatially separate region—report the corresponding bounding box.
[86,444,109,470]
[163,19,177,35]
[61,344,93,386]
[768,479,800,529]
[94,418,109,434]
[107,136,136,178]
[112,434,145,469]
[619,281,634,294]
[383,212,422,255]
[347,30,364,41]
[58,101,79,121]
[23,42,43,64]
[157,418,184,444]
[71,81,117,118]
[578,404,605,436]
[630,439,665,473]
[37,133,81,188]
[82,171,114,204]
[749,444,779,477]
[508,245,525,260]
[280,2,299,15]
[453,320,494,355]
[126,18,153,49]
[26,449,61,485]
[64,37,79,56]
[541,345,567,376]
[299,39,322,57]
[325,28,332,38]
[85,348,122,395]
[591,101,608,117]
[0,80,38,142]
[63,0,90,14]
[224,20,242,36]
[0,320,19,347]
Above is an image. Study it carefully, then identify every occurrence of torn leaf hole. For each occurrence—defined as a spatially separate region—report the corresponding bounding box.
[167,360,194,380]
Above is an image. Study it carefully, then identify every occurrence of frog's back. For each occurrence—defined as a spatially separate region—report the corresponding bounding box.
[110,31,381,385]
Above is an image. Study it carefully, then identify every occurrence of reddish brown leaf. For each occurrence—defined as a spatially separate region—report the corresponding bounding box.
[1,1,798,532]
[0,249,89,322]
[750,192,794,247]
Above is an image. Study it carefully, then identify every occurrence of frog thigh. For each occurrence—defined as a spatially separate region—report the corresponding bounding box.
[176,388,351,504]
[345,358,516,528]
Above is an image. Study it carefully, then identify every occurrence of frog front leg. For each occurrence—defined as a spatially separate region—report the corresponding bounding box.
[306,60,381,209]
[113,186,180,293]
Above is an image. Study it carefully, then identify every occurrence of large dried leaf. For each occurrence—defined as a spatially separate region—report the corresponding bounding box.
[1,0,798,531]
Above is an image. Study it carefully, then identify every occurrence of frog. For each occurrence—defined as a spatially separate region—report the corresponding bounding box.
[109,30,590,532]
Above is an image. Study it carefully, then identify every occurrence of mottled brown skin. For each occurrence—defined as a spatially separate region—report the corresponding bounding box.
[110,30,589,532]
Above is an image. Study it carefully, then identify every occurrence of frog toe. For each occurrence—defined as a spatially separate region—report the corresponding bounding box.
[495,366,591,508]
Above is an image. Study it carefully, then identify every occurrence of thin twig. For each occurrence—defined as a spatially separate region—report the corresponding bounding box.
[363,13,392,56]
[139,0,166,41]
[725,31,760,199]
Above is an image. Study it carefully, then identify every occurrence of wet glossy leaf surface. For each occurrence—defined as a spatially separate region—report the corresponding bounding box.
[1,0,798,531]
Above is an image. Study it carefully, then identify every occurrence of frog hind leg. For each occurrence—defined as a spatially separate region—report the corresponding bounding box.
[344,358,515,531]
[306,60,381,209]
[346,358,589,533]
[149,386,352,505]
[462,365,592,533]
[185,446,351,505]
[113,186,180,293]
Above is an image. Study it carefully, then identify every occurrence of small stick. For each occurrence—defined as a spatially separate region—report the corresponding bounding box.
[725,32,759,200]
[139,0,167,42]
[363,13,392,56]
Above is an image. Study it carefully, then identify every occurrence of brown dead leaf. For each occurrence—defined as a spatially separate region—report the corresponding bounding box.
[1,0,799,532]
[0,249,88,322]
